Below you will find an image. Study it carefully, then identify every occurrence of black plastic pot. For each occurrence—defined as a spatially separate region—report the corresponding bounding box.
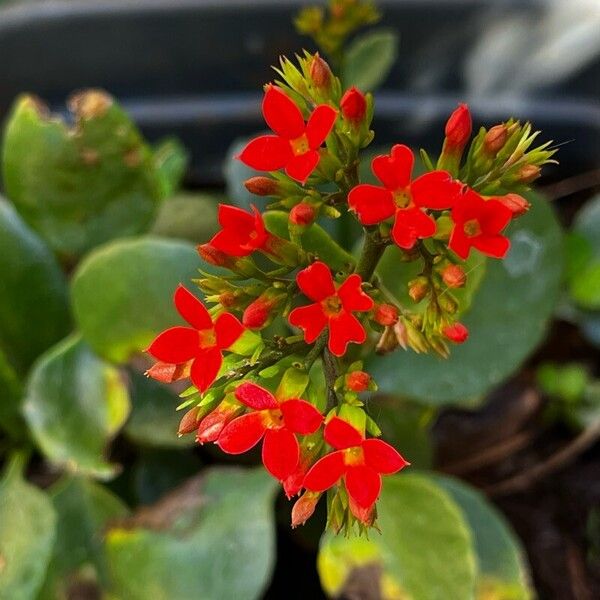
[0,0,598,187]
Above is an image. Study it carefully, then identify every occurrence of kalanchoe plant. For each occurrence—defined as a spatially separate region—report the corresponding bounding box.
[145,48,556,534]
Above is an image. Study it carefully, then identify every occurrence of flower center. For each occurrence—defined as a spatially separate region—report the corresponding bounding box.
[393,189,412,209]
[321,294,342,317]
[290,134,310,156]
[343,446,364,466]
[198,328,217,349]
[463,219,481,237]
[265,408,284,429]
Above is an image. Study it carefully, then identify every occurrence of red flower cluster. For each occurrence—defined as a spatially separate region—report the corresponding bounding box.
[289,261,374,356]
[147,286,244,392]
[239,85,337,184]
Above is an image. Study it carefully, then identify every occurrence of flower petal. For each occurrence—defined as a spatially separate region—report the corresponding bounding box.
[305,104,337,148]
[190,347,222,393]
[238,134,292,171]
[296,261,335,301]
[262,85,305,139]
[348,184,395,225]
[288,304,328,344]
[218,204,254,232]
[391,207,436,250]
[448,227,472,260]
[411,171,462,210]
[324,417,363,450]
[472,234,510,258]
[281,399,323,434]
[262,428,300,481]
[372,144,414,191]
[235,381,278,410]
[285,150,320,184]
[345,465,381,509]
[217,411,267,454]
[362,438,409,474]
[480,199,513,234]
[147,327,199,363]
[174,285,213,331]
[328,311,367,357]
[303,451,346,492]
[337,274,374,312]
[214,312,244,349]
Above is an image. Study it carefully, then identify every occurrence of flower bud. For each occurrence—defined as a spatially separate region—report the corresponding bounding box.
[244,176,280,197]
[197,243,262,278]
[348,496,376,527]
[438,294,458,315]
[517,164,541,184]
[242,289,286,329]
[376,325,399,354]
[484,124,508,156]
[178,406,200,436]
[146,361,190,383]
[291,491,321,528]
[373,303,398,326]
[196,398,242,443]
[442,264,466,288]
[346,370,371,392]
[408,277,429,303]
[218,291,238,309]
[442,322,469,343]
[289,202,316,226]
[444,103,472,151]
[309,54,332,90]
[340,87,367,123]
[494,193,530,217]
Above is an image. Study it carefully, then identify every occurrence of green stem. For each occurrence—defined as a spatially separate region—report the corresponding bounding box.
[303,330,328,370]
[322,348,340,411]
[356,229,387,281]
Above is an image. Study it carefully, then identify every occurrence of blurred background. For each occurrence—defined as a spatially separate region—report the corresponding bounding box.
[0,1,599,599]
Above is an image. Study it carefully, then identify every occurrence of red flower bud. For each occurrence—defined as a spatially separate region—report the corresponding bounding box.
[517,165,541,184]
[196,399,241,443]
[309,54,332,90]
[289,202,316,226]
[218,291,238,308]
[178,406,200,436]
[373,303,398,326]
[242,290,286,329]
[441,264,466,288]
[197,243,233,267]
[408,277,429,303]
[444,103,472,150]
[442,322,469,343]
[346,370,371,392]
[145,361,190,384]
[244,176,280,197]
[291,491,321,528]
[340,87,367,123]
[493,193,530,217]
[484,124,508,155]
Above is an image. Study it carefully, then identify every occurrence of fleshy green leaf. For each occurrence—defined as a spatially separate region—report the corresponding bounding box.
[433,475,533,600]
[105,467,277,600]
[0,199,71,375]
[368,194,563,404]
[0,454,57,600]
[2,92,180,259]
[71,236,200,363]
[343,29,398,91]
[23,336,130,479]
[318,473,476,599]
[0,346,24,438]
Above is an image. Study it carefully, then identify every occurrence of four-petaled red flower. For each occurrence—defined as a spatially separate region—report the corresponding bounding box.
[209,204,267,257]
[147,286,244,393]
[288,261,374,357]
[217,382,323,481]
[303,417,408,510]
[348,144,462,249]
[448,188,512,259]
[238,85,337,184]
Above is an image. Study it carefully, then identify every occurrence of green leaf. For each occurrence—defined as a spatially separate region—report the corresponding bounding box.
[318,473,476,599]
[71,236,200,363]
[368,194,563,405]
[0,199,71,375]
[263,210,355,272]
[2,92,176,258]
[125,369,195,448]
[150,192,220,243]
[433,475,533,600]
[573,194,600,256]
[570,261,600,310]
[23,336,130,479]
[0,454,57,600]
[0,346,25,438]
[38,476,129,600]
[152,138,189,200]
[105,467,278,600]
[343,29,398,91]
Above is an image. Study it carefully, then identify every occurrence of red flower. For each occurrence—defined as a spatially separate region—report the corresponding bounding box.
[448,188,512,259]
[348,144,462,249]
[238,85,337,184]
[147,286,244,393]
[443,322,469,343]
[210,204,267,257]
[288,261,374,357]
[217,382,323,481]
[303,417,408,510]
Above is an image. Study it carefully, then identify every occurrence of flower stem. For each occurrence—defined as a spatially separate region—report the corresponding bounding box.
[356,228,387,281]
